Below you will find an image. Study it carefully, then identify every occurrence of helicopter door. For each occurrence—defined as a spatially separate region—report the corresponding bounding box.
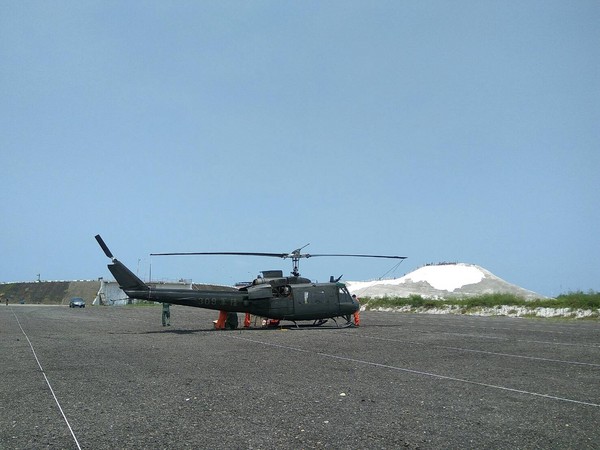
[292,284,335,320]
[267,285,294,319]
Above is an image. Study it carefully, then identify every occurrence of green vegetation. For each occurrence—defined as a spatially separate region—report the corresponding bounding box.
[553,290,600,309]
[362,291,600,315]
[126,300,161,307]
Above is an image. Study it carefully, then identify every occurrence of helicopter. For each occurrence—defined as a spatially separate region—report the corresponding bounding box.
[95,235,406,328]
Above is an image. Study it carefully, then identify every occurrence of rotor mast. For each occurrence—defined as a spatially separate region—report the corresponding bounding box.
[285,243,310,277]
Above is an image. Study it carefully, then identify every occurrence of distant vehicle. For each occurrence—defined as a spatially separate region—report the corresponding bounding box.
[69,297,86,308]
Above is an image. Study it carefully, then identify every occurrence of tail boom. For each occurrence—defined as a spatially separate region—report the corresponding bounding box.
[96,234,273,316]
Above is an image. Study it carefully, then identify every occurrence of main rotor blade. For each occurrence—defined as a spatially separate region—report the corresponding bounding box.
[150,251,406,260]
[150,251,289,258]
[307,254,407,259]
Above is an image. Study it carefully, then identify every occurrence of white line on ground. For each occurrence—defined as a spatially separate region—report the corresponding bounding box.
[11,309,82,450]
[227,334,600,408]
[360,335,600,367]
[422,331,600,348]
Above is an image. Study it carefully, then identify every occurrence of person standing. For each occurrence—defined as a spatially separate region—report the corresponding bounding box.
[352,295,360,327]
[162,303,171,326]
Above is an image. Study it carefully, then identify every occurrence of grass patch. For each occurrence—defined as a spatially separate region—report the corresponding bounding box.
[553,290,600,309]
[127,300,161,307]
[362,291,600,312]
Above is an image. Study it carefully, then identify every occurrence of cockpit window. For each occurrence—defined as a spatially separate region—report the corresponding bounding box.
[338,285,352,303]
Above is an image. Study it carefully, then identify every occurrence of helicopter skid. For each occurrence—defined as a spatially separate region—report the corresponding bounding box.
[283,317,355,330]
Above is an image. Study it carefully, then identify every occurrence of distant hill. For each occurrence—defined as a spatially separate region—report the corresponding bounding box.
[0,281,100,305]
[1,264,545,305]
[346,263,545,300]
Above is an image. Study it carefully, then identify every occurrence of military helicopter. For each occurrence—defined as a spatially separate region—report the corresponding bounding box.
[95,235,406,328]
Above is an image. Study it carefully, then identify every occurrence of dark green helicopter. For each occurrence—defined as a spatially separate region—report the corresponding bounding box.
[95,235,405,328]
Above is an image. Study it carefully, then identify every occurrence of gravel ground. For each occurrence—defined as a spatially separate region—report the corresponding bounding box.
[1,305,599,449]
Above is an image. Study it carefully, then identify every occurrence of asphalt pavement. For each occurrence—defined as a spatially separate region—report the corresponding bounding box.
[1,305,599,449]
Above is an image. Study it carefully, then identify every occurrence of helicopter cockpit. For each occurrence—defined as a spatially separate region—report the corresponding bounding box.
[337,283,355,305]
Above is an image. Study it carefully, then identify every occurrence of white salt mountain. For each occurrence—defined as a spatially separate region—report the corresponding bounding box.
[346,263,544,300]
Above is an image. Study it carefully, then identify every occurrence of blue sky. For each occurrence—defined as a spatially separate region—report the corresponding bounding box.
[1,1,598,297]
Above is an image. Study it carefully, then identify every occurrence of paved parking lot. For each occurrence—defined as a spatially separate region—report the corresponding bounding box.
[1,305,599,449]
